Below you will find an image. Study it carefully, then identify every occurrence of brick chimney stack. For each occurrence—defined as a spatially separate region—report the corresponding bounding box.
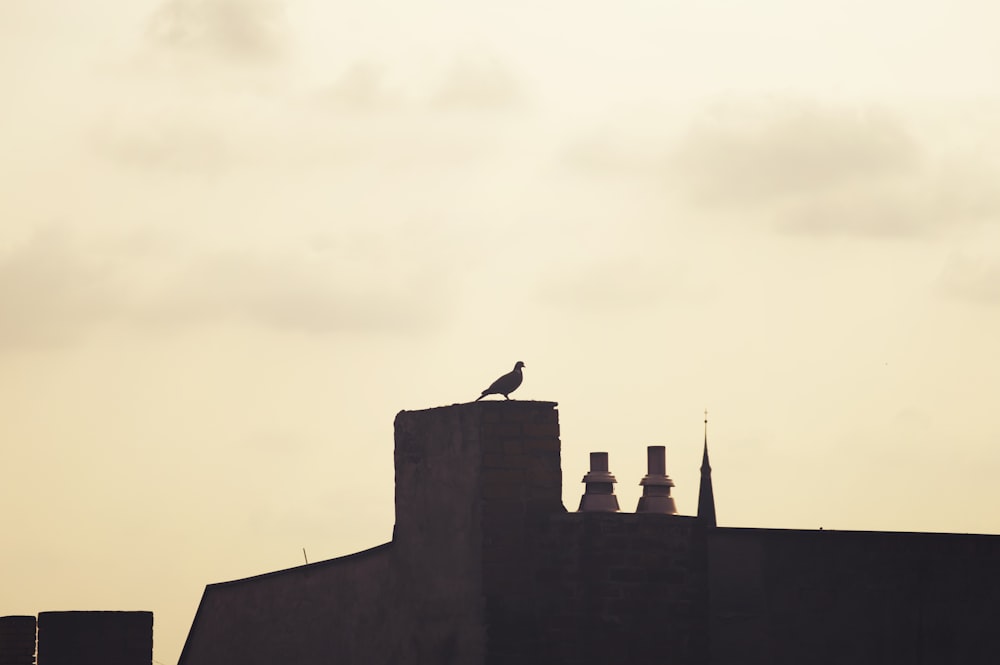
[393,401,563,662]
[393,401,562,548]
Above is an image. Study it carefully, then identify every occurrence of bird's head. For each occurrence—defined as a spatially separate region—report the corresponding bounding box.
[514,361,525,370]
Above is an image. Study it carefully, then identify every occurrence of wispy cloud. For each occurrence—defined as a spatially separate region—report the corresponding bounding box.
[0,227,454,350]
[149,248,452,334]
[99,50,529,176]
[316,53,526,115]
[320,61,400,113]
[670,100,919,208]
[430,55,523,111]
[774,162,1000,237]
[0,226,122,349]
[92,116,234,174]
[940,253,1000,305]
[147,0,287,65]
[658,98,1000,237]
[559,98,999,238]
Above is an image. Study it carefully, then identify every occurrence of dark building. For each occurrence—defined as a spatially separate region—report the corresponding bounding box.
[0,611,153,665]
[178,401,1000,664]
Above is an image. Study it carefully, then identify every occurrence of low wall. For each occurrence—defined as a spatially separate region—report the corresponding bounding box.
[0,616,36,665]
[37,611,152,665]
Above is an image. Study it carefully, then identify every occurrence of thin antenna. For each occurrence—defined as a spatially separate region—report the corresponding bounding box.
[302,548,309,565]
[704,408,708,440]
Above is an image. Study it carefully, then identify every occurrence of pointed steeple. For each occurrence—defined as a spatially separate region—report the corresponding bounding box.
[697,410,717,527]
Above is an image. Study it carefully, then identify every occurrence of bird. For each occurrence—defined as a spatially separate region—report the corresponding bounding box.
[475,361,525,401]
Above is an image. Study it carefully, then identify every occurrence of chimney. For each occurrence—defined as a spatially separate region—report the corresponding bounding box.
[635,445,677,514]
[394,401,563,550]
[578,452,620,512]
[393,401,563,662]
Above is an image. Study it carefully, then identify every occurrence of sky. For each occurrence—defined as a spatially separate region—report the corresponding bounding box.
[2,0,999,662]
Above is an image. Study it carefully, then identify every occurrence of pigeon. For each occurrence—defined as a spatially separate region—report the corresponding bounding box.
[475,361,525,401]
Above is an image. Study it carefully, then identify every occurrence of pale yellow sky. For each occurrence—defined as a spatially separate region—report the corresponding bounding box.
[2,1,1000,663]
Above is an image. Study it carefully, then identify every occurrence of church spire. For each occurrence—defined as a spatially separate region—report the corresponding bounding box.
[697,410,717,527]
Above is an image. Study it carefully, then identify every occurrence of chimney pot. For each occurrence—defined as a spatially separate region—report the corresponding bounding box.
[636,445,677,514]
[578,452,620,512]
[646,445,666,476]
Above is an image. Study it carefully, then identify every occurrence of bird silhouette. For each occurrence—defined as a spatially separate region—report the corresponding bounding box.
[475,361,525,401]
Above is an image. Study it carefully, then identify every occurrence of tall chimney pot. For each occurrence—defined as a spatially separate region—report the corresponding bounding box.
[636,445,677,514]
[578,452,620,512]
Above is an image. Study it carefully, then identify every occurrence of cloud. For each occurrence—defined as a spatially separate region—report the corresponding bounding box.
[0,227,454,350]
[320,61,400,113]
[92,116,233,174]
[146,0,286,65]
[0,227,122,349]
[940,253,1000,305]
[775,162,1000,237]
[150,248,451,334]
[431,55,523,111]
[94,1,290,175]
[665,98,1000,237]
[315,54,524,115]
[104,42,529,177]
[670,100,919,207]
[95,62,523,175]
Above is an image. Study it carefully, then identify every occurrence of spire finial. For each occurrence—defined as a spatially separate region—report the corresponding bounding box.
[701,409,711,469]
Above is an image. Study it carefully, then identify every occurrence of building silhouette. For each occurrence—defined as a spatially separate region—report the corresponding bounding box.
[0,612,152,665]
[178,401,1000,664]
